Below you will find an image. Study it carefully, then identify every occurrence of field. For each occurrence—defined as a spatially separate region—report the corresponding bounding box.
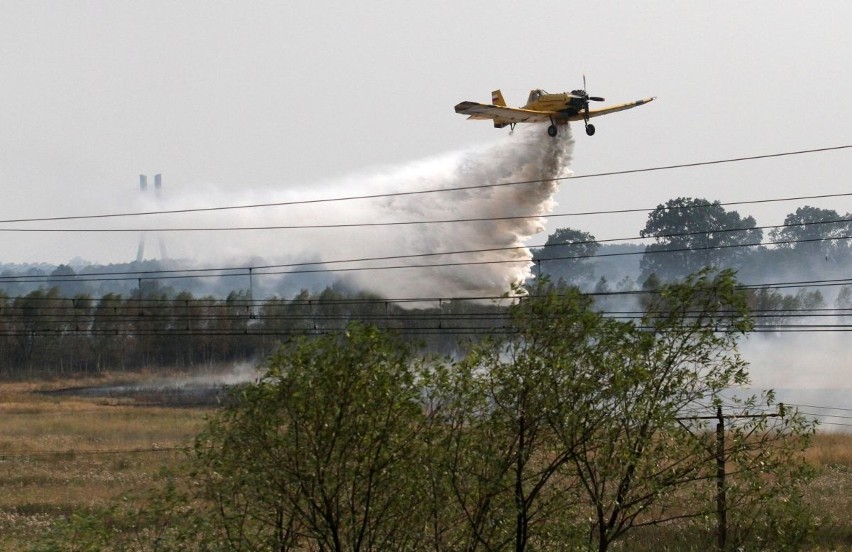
[0,376,209,549]
[0,377,850,550]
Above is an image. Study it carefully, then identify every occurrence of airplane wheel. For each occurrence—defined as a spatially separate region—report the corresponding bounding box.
[585,124,596,136]
[547,125,558,137]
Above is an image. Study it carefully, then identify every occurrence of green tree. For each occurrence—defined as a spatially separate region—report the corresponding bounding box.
[836,285,852,309]
[566,270,813,551]
[532,227,599,286]
[11,287,64,373]
[39,275,816,550]
[431,286,604,550]
[769,205,851,260]
[192,324,436,551]
[49,264,85,297]
[640,198,763,281]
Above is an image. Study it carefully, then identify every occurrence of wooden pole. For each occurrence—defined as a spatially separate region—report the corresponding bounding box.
[716,405,727,551]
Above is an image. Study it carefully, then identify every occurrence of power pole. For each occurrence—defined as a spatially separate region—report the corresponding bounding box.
[677,405,785,552]
[716,406,727,551]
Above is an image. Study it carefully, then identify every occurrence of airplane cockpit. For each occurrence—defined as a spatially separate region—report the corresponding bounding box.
[527,89,547,103]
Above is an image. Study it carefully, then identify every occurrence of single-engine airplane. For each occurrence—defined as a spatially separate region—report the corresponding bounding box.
[454,78,655,137]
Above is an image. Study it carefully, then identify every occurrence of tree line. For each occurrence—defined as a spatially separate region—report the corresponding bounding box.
[0,277,838,379]
[2,197,849,378]
[0,286,506,378]
[534,200,852,289]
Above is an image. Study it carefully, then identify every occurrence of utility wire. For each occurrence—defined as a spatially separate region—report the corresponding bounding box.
[3,214,852,285]
[3,210,852,235]
[3,231,852,285]
[4,275,852,304]
[1,144,849,225]
[788,403,852,413]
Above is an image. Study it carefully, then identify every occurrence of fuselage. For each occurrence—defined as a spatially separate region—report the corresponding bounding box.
[522,89,586,116]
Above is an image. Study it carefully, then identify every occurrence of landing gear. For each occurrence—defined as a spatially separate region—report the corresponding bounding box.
[547,124,558,137]
[585,123,596,136]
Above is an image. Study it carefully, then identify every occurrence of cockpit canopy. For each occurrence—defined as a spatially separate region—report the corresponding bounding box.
[527,89,548,103]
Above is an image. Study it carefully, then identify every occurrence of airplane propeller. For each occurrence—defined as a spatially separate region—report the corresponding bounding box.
[580,75,605,102]
[580,75,602,136]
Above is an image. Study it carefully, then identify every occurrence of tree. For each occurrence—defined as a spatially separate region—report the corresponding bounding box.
[49,264,85,297]
[192,324,436,551]
[39,275,815,550]
[532,227,599,286]
[10,287,65,374]
[553,270,813,551]
[769,206,852,269]
[90,293,132,371]
[640,198,763,281]
[430,286,605,551]
[836,285,852,309]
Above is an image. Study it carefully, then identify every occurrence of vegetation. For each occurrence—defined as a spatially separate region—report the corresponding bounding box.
[0,198,848,380]
[0,287,507,378]
[0,377,207,550]
[2,391,847,550]
[21,270,821,551]
[534,199,852,289]
[2,197,850,549]
[639,197,763,281]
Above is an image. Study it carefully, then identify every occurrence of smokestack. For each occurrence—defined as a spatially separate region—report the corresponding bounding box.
[136,173,168,262]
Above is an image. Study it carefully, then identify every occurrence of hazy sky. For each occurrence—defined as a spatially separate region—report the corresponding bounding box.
[1,1,851,267]
[2,2,852,400]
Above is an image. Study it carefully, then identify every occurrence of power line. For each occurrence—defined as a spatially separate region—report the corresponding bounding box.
[0,232,847,284]
[2,208,852,235]
[4,274,852,304]
[788,403,852,413]
[1,145,850,225]
[2,218,851,286]
[798,411,852,421]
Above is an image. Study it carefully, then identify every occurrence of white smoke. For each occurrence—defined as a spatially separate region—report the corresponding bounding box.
[145,125,573,299]
[741,332,852,391]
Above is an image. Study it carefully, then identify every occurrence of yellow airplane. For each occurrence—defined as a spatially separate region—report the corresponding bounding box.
[454,79,655,137]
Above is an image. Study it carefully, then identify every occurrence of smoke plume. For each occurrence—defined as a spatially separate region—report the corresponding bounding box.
[154,125,574,299]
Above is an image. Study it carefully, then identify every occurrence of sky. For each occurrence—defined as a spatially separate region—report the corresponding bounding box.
[1,0,851,269]
[1,2,852,402]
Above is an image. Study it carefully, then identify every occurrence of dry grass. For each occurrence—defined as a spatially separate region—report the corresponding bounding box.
[802,433,852,551]
[0,376,209,549]
[805,432,852,469]
[1,378,851,550]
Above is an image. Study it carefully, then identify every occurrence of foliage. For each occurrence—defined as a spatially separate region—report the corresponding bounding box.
[0,286,510,378]
[427,286,604,550]
[27,271,817,551]
[639,197,763,281]
[769,206,852,259]
[532,227,600,286]
[191,324,436,551]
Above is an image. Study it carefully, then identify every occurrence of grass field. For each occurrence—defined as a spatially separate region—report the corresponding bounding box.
[1,377,850,550]
[0,377,209,549]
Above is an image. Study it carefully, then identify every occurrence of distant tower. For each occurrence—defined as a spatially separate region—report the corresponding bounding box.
[136,173,168,262]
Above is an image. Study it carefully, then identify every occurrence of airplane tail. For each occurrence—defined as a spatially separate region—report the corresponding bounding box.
[491,90,507,107]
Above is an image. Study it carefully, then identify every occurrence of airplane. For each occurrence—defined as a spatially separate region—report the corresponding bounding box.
[454,78,655,137]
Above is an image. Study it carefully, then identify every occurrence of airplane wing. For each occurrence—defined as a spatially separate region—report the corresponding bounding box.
[455,96,656,125]
[582,97,656,120]
[454,101,552,124]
